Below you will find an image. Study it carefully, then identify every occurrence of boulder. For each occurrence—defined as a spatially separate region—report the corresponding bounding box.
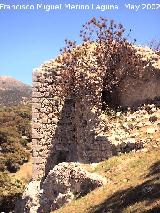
[16,162,106,213]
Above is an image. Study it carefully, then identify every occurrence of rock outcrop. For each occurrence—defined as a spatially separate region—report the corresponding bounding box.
[16,162,106,213]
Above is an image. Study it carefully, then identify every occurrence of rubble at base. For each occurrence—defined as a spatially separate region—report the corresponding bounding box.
[16,162,106,213]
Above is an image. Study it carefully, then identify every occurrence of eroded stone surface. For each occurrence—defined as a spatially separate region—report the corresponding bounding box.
[16,163,106,213]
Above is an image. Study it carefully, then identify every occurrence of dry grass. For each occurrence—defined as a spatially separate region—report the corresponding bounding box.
[54,147,160,213]
[10,157,32,184]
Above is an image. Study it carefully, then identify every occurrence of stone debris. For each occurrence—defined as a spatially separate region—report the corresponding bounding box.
[16,162,106,213]
[102,104,160,150]
[15,181,41,213]
[134,45,160,69]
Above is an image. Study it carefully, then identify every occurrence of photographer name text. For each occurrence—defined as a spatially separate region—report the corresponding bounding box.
[0,3,160,12]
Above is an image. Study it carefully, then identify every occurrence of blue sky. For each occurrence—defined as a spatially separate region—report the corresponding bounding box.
[0,0,159,85]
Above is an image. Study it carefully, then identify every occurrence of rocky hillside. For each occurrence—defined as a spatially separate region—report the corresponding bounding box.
[98,104,160,150]
[0,76,31,106]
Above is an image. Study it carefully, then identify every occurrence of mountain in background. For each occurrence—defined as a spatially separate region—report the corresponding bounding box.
[0,76,31,106]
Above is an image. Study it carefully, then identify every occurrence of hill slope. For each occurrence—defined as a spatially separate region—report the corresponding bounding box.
[0,76,31,106]
[54,147,160,213]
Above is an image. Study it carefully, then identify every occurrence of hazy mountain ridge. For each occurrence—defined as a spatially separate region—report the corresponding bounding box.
[0,76,31,106]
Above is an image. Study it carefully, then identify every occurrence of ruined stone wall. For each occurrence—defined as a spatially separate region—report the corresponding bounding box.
[75,101,113,163]
[32,66,60,180]
[118,75,160,107]
[102,46,160,108]
[32,45,160,181]
[32,62,113,180]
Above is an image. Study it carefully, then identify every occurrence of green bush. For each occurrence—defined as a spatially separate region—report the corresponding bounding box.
[0,172,25,212]
[0,105,31,211]
[0,104,31,173]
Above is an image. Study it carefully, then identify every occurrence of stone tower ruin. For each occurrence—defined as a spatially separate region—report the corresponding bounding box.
[32,45,160,180]
[32,64,112,180]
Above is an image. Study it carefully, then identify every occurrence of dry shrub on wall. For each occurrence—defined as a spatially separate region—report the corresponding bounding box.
[148,39,160,52]
[55,17,143,109]
[148,39,160,57]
